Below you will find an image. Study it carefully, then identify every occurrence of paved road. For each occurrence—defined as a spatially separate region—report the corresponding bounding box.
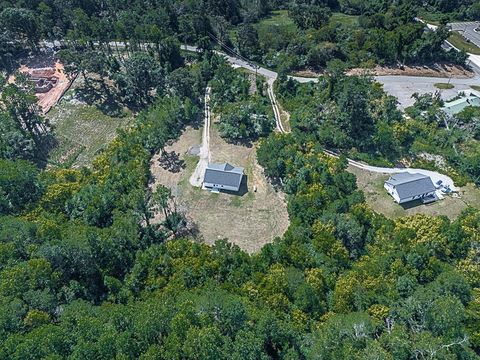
[45,40,460,188]
[415,20,480,71]
[184,44,480,110]
[189,87,212,187]
[450,22,480,48]
[376,74,480,109]
[183,45,318,83]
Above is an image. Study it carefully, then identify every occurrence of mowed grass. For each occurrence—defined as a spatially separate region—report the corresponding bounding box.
[47,90,133,167]
[471,85,480,91]
[448,31,480,55]
[348,165,480,220]
[435,82,455,89]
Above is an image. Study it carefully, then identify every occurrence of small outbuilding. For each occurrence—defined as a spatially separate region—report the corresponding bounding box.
[442,92,480,117]
[384,172,437,204]
[203,162,244,193]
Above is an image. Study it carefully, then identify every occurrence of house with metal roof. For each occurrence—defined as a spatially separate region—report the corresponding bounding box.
[203,163,244,193]
[442,93,480,117]
[384,172,437,204]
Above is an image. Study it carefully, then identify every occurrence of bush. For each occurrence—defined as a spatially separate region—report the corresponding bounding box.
[0,159,42,215]
[217,100,275,143]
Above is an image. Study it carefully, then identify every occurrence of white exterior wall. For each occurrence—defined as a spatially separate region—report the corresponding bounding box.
[204,182,239,192]
[384,183,400,203]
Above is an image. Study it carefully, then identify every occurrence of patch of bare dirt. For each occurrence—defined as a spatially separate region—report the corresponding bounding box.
[150,124,290,253]
[347,63,474,78]
[293,70,322,78]
[9,60,74,113]
[293,63,474,79]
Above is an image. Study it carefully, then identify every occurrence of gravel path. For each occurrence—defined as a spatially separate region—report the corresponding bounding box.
[189,87,211,187]
[324,150,457,192]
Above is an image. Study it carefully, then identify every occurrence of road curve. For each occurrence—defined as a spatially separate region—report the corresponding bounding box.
[324,150,457,191]
[43,39,461,188]
[183,45,318,83]
[185,44,460,189]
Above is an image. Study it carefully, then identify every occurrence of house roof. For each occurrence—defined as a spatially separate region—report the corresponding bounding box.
[204,162,244,189]
[442,95,480,116]
[386,172,436,200]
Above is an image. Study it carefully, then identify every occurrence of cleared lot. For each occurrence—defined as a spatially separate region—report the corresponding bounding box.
[151,124,289,253]
[376,75,479,109]
[348,165,480,220]
[47,77,133,167]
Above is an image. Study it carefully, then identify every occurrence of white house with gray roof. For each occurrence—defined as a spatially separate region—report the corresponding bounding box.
[384,172,437,204]
[203,163,244,192]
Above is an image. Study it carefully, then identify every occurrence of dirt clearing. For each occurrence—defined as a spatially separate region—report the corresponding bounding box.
[151,125,290,253]
[293,63,474,79]
[9,59,73,113]
[47,76,133,167]
[347,63,474,78]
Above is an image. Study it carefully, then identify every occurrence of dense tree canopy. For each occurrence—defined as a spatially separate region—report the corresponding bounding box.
[0,0,479,359]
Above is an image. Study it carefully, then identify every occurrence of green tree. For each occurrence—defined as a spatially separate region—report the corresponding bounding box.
[0,159,42,215]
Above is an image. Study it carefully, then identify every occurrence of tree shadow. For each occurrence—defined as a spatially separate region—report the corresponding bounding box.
[33,132,59,169]
[22,50,56,68]
[190,110,204,130]
[175,218,201,240]
[223,137,255,148]
[75,81,125,117]
[158,151,185,173]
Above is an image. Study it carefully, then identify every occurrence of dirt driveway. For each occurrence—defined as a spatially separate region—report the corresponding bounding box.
[150,124,290,253]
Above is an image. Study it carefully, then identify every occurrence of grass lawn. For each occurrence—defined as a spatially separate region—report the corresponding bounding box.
[256,10,296,30]
[448,32,480,55]
[435,82,455,89]
[150,124,289,253]
[255,10,358,29]
[47,87,133,168]
[348,165,480,220]
[330,12,359,27]
[471,85,480,91]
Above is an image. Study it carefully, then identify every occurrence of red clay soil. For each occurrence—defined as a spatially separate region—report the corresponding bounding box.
[10,62,73,113]
[36,62,72,113]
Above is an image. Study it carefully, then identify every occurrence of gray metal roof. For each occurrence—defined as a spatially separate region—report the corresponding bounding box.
[204,163,244,188]
[442,95,480,116]
[386,172,436,200]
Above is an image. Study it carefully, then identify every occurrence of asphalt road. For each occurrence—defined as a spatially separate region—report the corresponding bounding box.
[43,40,479,110]
[376,74,480,109]
[450,22,480,48]
[184,45,318,83]
[415,19,480,72]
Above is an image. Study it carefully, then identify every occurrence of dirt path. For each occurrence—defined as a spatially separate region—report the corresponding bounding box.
[267,78,286,133]
[189,87,211,187]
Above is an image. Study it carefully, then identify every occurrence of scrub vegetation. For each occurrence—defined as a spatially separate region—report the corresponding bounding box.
[1,1,480,359]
